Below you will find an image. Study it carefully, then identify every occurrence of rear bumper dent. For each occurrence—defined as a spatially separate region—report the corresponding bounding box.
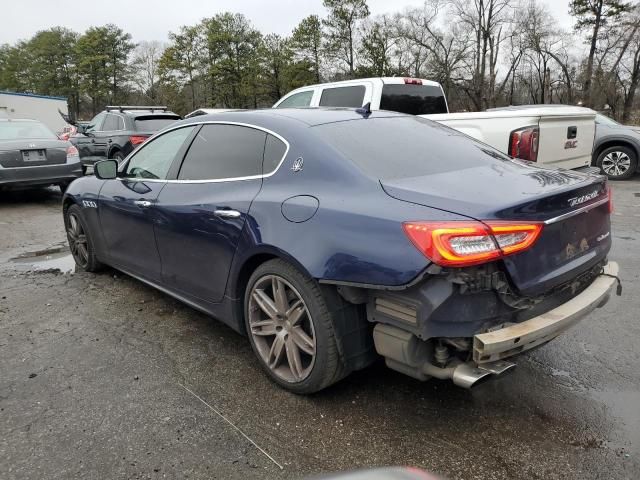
[473,261,618,363]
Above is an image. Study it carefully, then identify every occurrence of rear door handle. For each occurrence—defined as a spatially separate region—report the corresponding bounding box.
[214,209,241,218]
[134,200,152,208]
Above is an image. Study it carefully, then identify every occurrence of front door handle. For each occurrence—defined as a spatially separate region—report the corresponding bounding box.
[134,200,152,208]
[214,209,241,218]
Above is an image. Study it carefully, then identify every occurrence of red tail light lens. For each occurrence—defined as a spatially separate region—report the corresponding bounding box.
[509,126,539,162]
[403,77,423,85]
[403,221,543,267]
[129,135,149,146]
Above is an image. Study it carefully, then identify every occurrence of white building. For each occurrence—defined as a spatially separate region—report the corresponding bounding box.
[0,91,70,133]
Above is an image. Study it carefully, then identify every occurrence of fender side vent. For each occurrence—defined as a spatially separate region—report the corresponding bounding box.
[374,297,418,325]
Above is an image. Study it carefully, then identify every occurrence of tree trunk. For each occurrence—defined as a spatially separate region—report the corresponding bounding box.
[583,0,603,107]
[622,53,640,124]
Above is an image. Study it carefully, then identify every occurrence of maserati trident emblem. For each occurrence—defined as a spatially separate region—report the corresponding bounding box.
[567,189,599,207]
[291,157,304,172]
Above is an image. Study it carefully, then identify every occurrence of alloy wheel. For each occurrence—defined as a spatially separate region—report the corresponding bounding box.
[67,212,89,268]
[248,275,316,383]
[602,151,631,177]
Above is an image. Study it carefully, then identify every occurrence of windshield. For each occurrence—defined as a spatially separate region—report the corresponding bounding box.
[313,116,510,179]
[0,121,57,140]
[595,114,619,126]
[380,84,448,115]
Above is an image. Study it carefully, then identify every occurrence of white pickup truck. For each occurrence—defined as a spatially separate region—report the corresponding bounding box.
[273,77,596,171]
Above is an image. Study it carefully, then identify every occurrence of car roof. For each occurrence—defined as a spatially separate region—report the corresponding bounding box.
[180,107,409,128]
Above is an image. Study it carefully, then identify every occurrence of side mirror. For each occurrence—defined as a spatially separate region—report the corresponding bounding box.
[94,159,118,180]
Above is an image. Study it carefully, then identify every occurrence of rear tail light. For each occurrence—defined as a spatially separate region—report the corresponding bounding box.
[403,221,543,267]
[129,135,149,146]
[66,145,79,162]
[509,126,539,162]
[403,77,423,85]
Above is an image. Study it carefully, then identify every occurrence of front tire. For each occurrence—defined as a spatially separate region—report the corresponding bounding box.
[64,204,102,272]
[596,146,637,180]
[245,259,345,394]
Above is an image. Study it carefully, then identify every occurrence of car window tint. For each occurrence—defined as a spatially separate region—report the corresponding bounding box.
[319,86,365,107]
[276,91,313,108]
[314,116,512,179]
[125,126,195,180]
[134,116,181,132]
[263,134,287,173]
[380,84,448,115]
[102,114,120,131]
[178,124,266,181]
[86,112,106,133]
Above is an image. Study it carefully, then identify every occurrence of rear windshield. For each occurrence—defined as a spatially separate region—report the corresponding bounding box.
[134,116,180,132]
[380,84,448,115]
[313,116,508,179]
[0,121,57,140]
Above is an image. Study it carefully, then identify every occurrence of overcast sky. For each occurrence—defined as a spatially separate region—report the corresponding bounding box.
[2,0,575,45]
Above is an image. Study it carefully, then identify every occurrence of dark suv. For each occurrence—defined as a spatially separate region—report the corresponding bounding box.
[71,106,181,172]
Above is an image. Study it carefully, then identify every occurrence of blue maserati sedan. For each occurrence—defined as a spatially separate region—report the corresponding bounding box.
[62,108,618,393]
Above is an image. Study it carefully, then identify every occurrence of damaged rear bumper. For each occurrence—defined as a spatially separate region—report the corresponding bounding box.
[473,261,618,363]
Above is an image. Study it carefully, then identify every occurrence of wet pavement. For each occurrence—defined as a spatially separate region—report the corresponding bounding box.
[0,182,639,480]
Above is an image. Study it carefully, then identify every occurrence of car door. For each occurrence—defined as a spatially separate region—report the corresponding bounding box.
[75,112,106,160]
[98,125,197,281]
[154,123,287,303]
[95,114,121,160]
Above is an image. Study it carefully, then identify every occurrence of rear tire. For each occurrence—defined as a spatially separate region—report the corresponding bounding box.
[112,151,125,163]
[64,204,102,272]
[244,259,346,394]
[596,146,637,180]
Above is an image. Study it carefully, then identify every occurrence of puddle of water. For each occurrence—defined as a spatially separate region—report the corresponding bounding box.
[591,390,640,453]
[10,246,76,274]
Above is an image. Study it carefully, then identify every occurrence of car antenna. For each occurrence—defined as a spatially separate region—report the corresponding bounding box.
[355,102,372,118]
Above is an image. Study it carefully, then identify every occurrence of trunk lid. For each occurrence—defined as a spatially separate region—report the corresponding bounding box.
[0,139,68,168]
[536,107,595,169]
[382,164,611,296]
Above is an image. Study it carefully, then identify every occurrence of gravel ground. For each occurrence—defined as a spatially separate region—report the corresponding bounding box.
[0,181,639,480]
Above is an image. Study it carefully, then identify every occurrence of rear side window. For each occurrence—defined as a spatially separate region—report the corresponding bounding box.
[178,124,267,180]
[134,116,180,132]
[263,134,287,173]
[319,86,365,108]
[102,114,122,131]
[314,116,510,179]
[380,84,448,115]
[276,91,313,108]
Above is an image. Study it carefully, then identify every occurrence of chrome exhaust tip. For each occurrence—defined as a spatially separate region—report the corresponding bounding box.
[452,360,516,389]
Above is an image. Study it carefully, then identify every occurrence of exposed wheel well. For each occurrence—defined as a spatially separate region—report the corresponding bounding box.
[62,197,75,215]
[593,140,639,165]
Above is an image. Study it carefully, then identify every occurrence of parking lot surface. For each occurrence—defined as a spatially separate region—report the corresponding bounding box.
[1,181,639,480]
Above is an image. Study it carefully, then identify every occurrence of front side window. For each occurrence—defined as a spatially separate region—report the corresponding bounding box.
[124,126,195,180]
[319,86,366,108]
[178,124,267,181]
[276,91,314,108]
[85,112,106,133]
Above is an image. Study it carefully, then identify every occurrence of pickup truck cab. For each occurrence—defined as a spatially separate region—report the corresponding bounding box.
[273,77,596,171]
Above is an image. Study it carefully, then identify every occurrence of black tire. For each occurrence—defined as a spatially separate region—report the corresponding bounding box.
[112,151,125,163]
[596,145,637,180]
[64,204,103,272]
[244,259,346,394]
[81,165,88,176]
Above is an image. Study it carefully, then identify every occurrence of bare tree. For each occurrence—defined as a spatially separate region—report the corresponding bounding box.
[131,40,165,101]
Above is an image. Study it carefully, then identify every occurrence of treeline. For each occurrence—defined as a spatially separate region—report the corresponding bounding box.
[1,0,639,122]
